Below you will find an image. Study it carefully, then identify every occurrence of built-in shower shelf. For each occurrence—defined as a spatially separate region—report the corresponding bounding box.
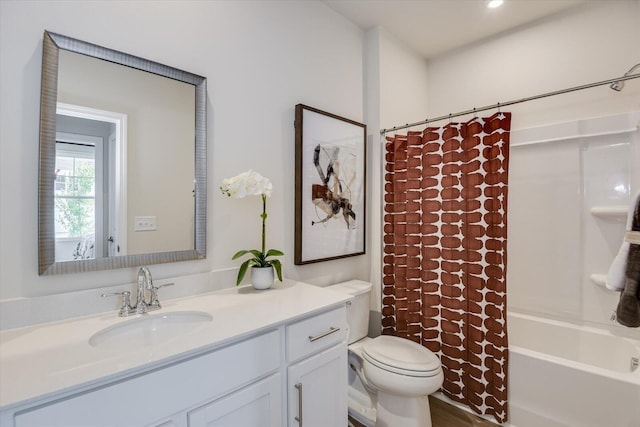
[589,274,608,288]
[589,206,628,219]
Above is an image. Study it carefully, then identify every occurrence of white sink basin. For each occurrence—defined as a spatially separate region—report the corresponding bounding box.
[89,311,213,348]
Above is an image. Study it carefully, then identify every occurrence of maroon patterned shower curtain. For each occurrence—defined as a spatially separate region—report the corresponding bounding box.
[382,112,511,423]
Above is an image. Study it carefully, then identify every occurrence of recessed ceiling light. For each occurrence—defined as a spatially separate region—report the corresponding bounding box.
[487,0,504,8]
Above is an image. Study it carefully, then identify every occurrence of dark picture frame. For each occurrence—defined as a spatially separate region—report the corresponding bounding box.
[294,104,366,265]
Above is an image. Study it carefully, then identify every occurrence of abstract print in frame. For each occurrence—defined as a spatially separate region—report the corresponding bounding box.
[294,104,366,264]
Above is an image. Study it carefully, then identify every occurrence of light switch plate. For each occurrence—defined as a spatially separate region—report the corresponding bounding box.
[134,216,156,231]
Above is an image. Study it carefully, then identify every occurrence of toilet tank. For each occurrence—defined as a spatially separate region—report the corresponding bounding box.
[326,280,372,344]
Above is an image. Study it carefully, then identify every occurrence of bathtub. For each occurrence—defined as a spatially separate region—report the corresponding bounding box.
[508,312,640,427]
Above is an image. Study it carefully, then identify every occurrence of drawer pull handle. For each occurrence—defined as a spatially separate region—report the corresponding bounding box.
[308,326,340,342]
[295,382,303,425]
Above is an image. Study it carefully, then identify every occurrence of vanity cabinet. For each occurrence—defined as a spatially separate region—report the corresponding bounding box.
[3,302,349,427]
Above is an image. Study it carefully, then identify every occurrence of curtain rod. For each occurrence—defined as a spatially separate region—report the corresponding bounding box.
[380,73,640,135]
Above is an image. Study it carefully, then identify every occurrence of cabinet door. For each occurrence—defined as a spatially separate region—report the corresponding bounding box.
[188,374,282,427]
[288,345,347,427]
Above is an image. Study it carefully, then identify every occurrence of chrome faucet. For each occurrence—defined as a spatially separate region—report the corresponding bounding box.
[135,266,153,314]
[101,266,174,316]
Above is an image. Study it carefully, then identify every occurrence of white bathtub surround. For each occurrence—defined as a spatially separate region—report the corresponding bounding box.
[0,280,350,412]
[506,112,640,426]
[508,111,640,327]
[508,312,640,427]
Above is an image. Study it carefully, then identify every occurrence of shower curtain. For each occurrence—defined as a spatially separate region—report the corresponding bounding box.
[382,112,511,423]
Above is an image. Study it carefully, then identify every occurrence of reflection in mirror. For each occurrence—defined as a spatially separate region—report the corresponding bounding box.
[54,103,124,262]
[56,49,195,260]
[39,31,207,275]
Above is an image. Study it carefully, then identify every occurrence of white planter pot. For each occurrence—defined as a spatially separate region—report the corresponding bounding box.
[251,266,274,290]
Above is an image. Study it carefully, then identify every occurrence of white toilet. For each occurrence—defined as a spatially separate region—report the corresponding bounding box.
[328,280,444,427]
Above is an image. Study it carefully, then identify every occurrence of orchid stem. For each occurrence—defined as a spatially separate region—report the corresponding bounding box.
[261,194,267,258]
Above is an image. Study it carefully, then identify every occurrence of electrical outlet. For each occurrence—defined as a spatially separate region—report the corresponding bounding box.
[134,216,156,231]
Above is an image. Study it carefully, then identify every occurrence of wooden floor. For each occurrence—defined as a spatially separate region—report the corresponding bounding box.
[429,396,499,427]
[348,396,499,427]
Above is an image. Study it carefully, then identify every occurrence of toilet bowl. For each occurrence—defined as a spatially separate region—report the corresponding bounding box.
[347,338,377,426]
[327,281,444,427]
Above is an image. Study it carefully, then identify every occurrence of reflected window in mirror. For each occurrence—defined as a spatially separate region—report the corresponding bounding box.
[54,134,99,261]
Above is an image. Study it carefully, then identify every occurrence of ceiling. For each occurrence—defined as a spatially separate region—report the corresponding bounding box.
[324,0,588,59]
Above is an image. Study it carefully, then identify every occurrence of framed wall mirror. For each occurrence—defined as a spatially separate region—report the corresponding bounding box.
[39,31,207,275]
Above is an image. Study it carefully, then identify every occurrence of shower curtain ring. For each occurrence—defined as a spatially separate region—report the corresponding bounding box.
[448,113,452,124]
[473,107,477,118]
[497,102,501,113]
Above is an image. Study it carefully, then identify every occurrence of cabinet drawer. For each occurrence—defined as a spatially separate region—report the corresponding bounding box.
[286,306,347,363]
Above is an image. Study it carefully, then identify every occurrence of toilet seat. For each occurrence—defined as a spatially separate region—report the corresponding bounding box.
[362,335,441,377]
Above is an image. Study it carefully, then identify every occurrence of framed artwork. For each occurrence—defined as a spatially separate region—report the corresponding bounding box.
[294,104,366,264]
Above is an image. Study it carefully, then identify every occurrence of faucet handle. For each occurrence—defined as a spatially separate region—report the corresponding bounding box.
[147,283,174,311]
[101,291,135,317]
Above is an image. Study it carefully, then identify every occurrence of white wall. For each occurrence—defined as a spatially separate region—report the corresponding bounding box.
[425,1,640,131]
[364,27,430,336]
[0,0,369,328]
[378,29,430,131]
[424,0,640,328]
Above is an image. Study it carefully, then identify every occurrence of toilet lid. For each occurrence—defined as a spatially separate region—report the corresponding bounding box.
[362,336,441,377]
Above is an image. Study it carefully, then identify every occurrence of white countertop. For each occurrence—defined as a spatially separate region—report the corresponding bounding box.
[0,280,351,411]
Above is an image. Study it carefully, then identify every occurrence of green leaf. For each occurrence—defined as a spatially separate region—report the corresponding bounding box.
[270,259,283,282]
[236,259,252,285]
[232,249,267,263]
[266,249,284,258]
[232,249,251,260]
[248,249,265,260]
